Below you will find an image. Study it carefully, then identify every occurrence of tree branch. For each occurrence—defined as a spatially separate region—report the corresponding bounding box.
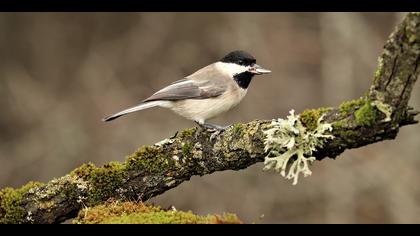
[1,12,419,224]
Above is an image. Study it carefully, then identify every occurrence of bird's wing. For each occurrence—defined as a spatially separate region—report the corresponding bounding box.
[143,78,226,102]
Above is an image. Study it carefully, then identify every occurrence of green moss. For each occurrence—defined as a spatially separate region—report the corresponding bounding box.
[126,146,169,174]
[336,129,359,145]
[179,128,196,139]
[355,102,378,126]
[299,107,332,131]
[74,201,242,224]
[333,97,389,128]
[72,162,126,205]
[332,119,348,129]
[0,181,44,224]
[100,211,238,224]
[338,98,365,116]
[182,142,194,158]
[73,200,155,224]
[232,123,244,136]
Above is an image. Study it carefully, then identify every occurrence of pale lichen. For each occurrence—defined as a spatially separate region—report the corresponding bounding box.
[154,138,174,146]
[371,100,393,122]
[26,211,33,223]
[263,110,334,185]
[375,56,384,78]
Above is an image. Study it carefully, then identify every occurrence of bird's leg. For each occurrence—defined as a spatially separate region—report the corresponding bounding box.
[195,121,231,140]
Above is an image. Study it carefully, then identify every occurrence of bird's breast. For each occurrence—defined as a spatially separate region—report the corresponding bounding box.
[169,87,248,122]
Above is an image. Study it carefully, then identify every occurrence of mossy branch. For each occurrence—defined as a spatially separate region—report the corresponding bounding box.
[1,13,419,224]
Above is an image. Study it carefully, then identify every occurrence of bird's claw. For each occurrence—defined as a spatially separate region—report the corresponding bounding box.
[195,121,230,141]
[209,129,223,141]
[209,126,232,141]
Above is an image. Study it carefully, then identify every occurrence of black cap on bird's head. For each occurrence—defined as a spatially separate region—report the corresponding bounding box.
[220,50,257,66]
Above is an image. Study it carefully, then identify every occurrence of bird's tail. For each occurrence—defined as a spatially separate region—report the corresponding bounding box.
[102,101,163,122]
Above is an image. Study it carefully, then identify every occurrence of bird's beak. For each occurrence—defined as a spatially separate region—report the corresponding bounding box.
[249,64,271,75]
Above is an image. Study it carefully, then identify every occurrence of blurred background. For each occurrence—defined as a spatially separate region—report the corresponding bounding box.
[1,12,419,223]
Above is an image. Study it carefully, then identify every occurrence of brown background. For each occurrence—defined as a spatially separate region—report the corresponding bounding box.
[1,12,420,223]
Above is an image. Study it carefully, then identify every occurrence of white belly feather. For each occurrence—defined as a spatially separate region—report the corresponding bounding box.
[167,88,247,124]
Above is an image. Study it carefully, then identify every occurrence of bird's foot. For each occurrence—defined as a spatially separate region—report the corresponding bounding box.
[195,121,231,141]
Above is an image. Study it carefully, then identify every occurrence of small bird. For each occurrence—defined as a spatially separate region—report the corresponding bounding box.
[103,50,271,131]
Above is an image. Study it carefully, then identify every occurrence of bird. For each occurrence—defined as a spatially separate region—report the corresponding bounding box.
[102,50,271,132]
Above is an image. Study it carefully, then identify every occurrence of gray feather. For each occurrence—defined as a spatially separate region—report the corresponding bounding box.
[143,78,226,102]
[102,101,163,122]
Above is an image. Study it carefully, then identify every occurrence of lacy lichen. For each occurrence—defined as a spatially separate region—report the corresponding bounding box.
[263,110,334,185]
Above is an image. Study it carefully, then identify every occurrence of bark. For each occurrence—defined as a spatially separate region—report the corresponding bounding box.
[1,12,419,224]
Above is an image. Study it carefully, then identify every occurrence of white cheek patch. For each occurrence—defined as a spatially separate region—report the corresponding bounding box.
[216,62,250,77]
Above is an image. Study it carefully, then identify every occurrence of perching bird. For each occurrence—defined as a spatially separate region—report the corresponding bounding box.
[103,50,271,131]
